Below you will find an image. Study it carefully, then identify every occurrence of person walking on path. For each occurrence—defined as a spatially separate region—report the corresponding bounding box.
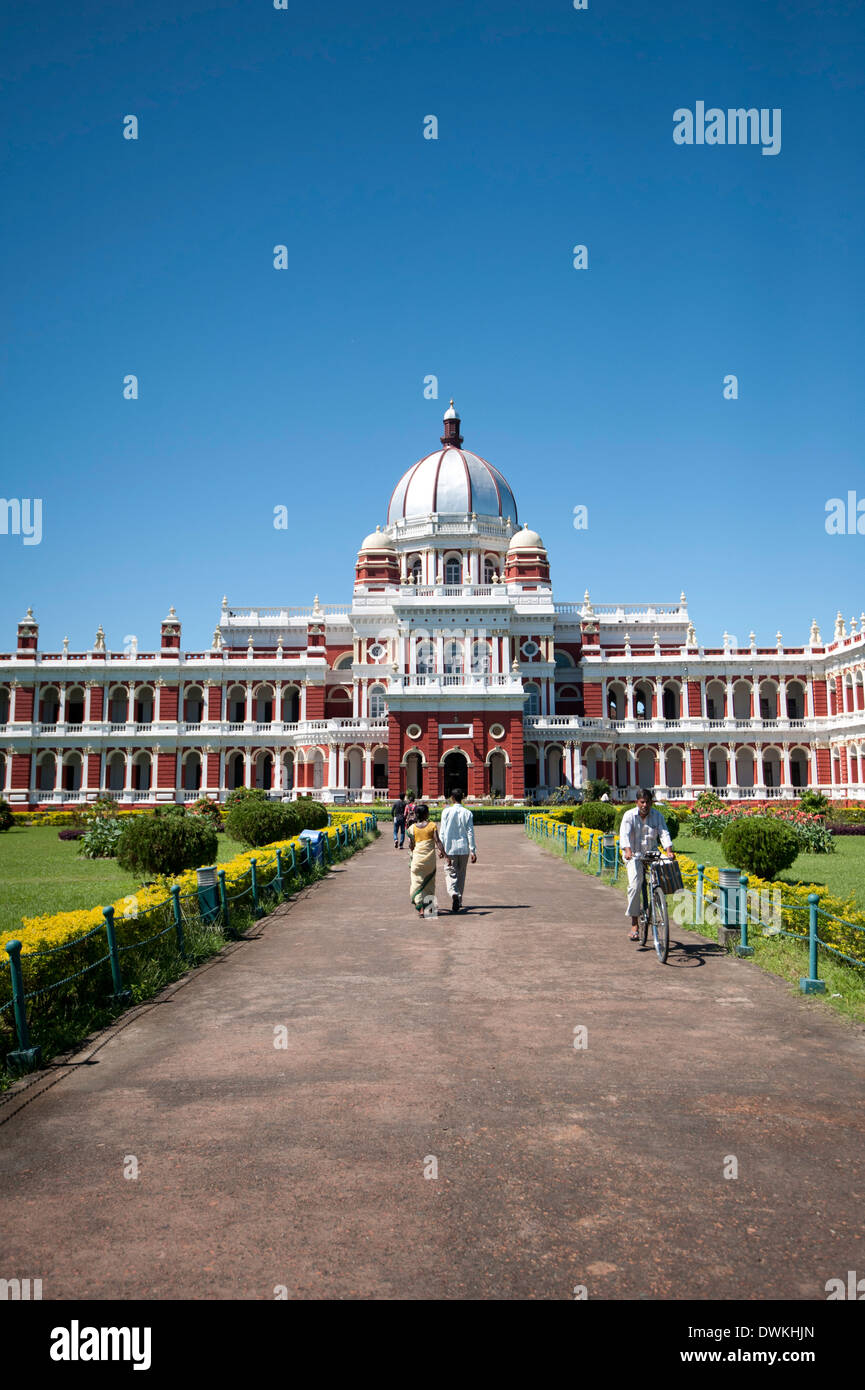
[391,793,406,849]
[439,788,477,914]
[407,804,444,915]
[619,788,675,942]
[404,793,418,835]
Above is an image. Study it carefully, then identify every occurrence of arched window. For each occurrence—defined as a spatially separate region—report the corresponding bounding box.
[484,557,497,584]
[369,685,387,718]
[416,641,435,675]
[444,556,462,585]
[408,555,423,583]
[471,640,491,674]
[524,684,540,717]
[135,688,154,724]
[443,640,463,675]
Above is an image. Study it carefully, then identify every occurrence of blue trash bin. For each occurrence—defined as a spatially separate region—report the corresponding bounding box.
[299,829,326,865]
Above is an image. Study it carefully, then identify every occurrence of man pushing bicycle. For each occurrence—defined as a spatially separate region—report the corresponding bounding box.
[619,788,676,942]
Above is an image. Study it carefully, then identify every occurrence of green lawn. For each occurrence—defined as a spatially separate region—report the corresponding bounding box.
[675,832,865,910]
[0,826,250,937]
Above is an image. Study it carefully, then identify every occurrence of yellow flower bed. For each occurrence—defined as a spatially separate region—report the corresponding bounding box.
[527,812,865,966]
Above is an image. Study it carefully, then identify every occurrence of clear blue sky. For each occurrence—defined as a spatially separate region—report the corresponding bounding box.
[2,0,863,651]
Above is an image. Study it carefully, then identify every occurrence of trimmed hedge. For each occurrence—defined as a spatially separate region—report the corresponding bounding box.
[720,816,799,881]
[116,815,219,879]
[224,797,328,849]
[573,801,617,832]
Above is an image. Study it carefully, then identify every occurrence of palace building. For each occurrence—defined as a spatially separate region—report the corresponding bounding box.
[2,403,864,807]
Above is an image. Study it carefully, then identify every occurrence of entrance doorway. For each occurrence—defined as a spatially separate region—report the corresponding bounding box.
[442,750,469,797]
[405,751,423,798]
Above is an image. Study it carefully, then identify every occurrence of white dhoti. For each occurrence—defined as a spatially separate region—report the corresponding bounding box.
[625,857,646,917]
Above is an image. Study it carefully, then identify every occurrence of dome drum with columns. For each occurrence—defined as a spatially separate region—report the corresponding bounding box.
[1,402,863,808]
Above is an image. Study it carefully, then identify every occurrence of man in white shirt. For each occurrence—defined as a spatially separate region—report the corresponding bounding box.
[619,788,675,942]
[438,789,477,914]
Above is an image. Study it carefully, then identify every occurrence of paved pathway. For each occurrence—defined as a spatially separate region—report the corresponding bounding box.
[2,827,864,1300]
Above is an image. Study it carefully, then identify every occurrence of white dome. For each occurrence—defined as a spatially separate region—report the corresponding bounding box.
[387,447,518,525]
[359,527,396,551]
[507,526,544,551]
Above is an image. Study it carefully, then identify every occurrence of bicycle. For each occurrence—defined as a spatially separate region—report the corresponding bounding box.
[635,850,674,963]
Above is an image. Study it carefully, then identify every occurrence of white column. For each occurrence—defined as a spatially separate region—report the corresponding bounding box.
[491,633,500,675]
[806,677,815,719]
[337,746,345,787]
[245,682,253,724]
[244,749,253,787]
[463,631,472,677]
[58,685,67,725]
[549,680,556,715]
[573,747,584,789]
[364,748,373,787]
[436,633,445,672]
[300,684,307,721]
[725,678,734,720]
[657,747,667,791]
[328,744,337,788]
[626,679,634,720]
[782,746,791,788]
[409,634,417,675]
[218,749,226,797]
[123,751,133,799]
[700,679,707,719]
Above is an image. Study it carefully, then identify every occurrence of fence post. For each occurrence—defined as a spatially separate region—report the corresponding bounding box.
[170,885,186,959]
[4,940,42,1073]
[696,865,705,926]
[102,907,132,1004]
[800,893,827,993]
[275,848,284,896]
[735,873,754,957]
[250,858,264,918]
[218,869,233,936]
[289,844,297,878]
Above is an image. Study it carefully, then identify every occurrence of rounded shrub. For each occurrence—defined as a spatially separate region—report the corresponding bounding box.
[291,799,328,832]
[798,789,829,816]
[574,801,616,832]
[720,816,799,881]
[224,799,303,849]
[0,797,14,833]
[116,815,218,879]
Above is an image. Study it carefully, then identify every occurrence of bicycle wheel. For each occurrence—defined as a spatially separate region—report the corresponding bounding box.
[639,875,649,946]
[652,887,669,963]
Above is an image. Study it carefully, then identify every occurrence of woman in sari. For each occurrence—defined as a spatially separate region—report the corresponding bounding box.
[407,804,444,915]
